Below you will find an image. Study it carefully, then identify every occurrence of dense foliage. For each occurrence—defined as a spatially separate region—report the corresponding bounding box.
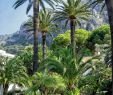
[86,25,110,51]
[0,23,112,95]
[0,0,112,95]
[52,29,90,49]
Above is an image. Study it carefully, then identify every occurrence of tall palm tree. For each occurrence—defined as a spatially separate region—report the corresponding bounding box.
[99,0,113,92]
[13,0,59,74]
[104,0,113,80]
[54,0,90,56]
[23,9,57,60]
[38,10,56,59]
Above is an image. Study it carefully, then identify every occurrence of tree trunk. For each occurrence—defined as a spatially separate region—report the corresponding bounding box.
[42,32,46,60]
[68,82,75,91]
[44,88,48,95]
[33,0,40,74]
[28,67,33,76]
[105,0,113,91]
[70,19,76,57]
[3,84,8,95]
[91,91,96,95]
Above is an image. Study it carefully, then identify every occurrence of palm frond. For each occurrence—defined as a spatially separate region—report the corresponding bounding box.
[26,1,33,14]
[13,0,28,9]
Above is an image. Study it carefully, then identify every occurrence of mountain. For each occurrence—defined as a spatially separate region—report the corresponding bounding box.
[0,4,108,54]
[0,24,54,54]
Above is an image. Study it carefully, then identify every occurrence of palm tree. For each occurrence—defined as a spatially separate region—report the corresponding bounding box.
[104,1,113,82]
[0,57,28,95]
[23,9,56,60]
[41,48,95,94]
[54,0,90,56]
[32,0,40,75]
[13,0,59,74]
[39,10,57,59]
[25,72,66,95]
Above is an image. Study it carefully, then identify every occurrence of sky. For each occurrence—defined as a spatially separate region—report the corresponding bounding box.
[0,0,32,35]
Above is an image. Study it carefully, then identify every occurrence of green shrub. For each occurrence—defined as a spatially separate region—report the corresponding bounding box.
[52,29,90,50]
[86,25,110,51]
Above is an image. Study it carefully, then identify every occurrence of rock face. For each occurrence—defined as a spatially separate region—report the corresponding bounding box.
[0,34,11,45]
[0,24,53,46]
[82,3,108,30]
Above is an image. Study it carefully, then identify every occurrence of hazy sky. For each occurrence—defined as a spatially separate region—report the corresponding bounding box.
[0,0,31,35]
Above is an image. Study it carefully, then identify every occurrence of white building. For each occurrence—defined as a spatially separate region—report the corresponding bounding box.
[0,50,15,58]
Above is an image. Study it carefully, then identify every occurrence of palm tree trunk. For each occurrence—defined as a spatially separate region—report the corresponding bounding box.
[33,0,40,74]
[42,32,46,60]
[68,82,75,91]
[3,84,8,95]
[105,0,113,89]
[70,19,76,57]
[44,88,48,95]
[28,67,33,76]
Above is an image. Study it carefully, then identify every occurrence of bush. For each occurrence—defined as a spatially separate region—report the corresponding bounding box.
[86,25,110,51]
[52,29,90,50]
